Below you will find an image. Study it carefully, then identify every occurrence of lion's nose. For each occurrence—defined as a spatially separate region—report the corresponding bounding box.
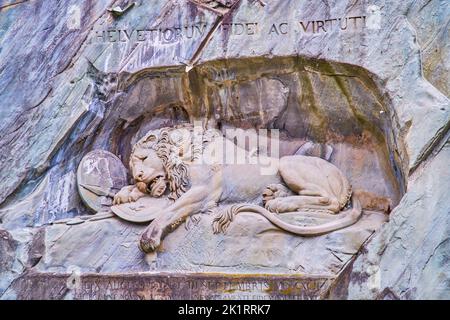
[136,172,144,180]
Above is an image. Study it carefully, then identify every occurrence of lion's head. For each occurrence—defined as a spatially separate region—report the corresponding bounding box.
[130,124,221,200]
[129,125,195,200]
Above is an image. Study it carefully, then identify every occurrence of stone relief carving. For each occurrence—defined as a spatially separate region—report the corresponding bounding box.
[109,124,362,253]
[0,0,446,300]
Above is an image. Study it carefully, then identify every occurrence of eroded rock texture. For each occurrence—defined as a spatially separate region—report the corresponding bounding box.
[0,0,448,299]
[329,140,450,300]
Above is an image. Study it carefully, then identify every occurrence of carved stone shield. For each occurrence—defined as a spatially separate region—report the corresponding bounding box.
[77,150,128,213]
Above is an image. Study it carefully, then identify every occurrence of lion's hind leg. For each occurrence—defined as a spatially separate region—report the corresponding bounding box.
[262,184,340,214]
[296,186,341,214]
[265,195,340,213]
[277,159,342,214]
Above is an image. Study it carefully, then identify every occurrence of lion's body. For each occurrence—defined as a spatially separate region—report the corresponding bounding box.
[113,125,362,253]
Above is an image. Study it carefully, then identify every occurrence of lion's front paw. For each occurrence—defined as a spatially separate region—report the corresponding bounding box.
[113,186,144,205]
[140,223,163,253]
[113,186,133,205]
[140,236,161,253]
[265,198,297,213]
[262,183,292,206]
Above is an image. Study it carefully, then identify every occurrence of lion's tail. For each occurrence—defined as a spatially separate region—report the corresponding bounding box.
[212,196,362,236]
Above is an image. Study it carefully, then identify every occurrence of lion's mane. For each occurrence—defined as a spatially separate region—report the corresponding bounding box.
[154,129,190,200]
[131,124,219,201]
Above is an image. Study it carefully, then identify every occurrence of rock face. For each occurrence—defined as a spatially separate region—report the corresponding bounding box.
[0,0,448,299]
[329,141,450,300]
[0,227,38,297]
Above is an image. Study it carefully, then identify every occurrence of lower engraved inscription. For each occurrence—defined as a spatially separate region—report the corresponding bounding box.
[12,273,334,300]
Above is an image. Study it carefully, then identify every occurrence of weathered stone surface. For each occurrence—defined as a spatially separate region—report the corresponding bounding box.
[0,0,448,300]
[0,0,115,205]
[329,140,450,300]
[406,0,450,97]
[197,0,449,170]
[0,227,37,297]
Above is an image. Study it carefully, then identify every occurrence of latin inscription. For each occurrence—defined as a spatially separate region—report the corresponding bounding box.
[90,15,369,44]
[91,23,209,44]
[12,273,333,300]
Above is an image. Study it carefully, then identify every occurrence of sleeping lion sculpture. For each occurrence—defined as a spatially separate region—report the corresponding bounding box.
[113,124,362,253]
